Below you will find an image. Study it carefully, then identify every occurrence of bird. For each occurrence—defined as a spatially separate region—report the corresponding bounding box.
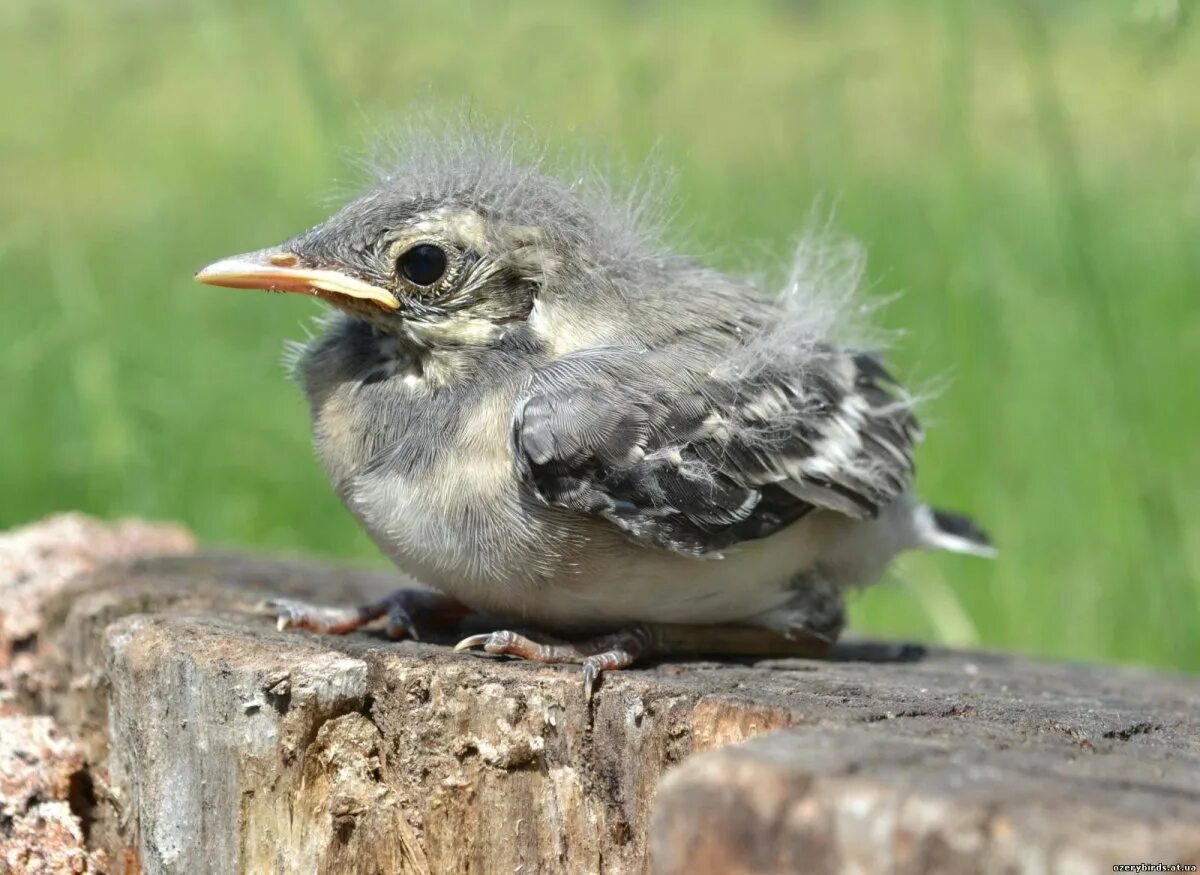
[195,129,994,700]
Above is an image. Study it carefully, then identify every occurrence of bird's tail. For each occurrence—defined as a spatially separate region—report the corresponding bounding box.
[913,504,997,559]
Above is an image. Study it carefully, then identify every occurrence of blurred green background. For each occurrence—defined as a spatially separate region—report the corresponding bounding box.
[2,0,1197,671]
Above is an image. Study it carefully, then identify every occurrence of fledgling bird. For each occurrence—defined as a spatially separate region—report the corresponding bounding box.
[196,131,993,700]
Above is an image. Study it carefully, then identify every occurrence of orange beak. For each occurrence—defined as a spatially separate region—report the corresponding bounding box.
[195,249,400,310]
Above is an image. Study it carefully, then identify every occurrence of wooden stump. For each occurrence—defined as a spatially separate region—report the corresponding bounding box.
[2,515,1198,874]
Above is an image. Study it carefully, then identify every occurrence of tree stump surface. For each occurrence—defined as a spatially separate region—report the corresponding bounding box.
[2,514,1198,874]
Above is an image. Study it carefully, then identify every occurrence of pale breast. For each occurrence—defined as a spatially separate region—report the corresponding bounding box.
[332,381,602,612]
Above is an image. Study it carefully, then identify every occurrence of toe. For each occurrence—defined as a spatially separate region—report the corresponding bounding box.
[453,630,526,656]
[581,659,602,703]
[262,599,309,631]
[385,607,419,641]
[260,598,365,635]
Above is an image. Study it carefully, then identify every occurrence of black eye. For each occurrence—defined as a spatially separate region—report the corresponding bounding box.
[397,243,448,287]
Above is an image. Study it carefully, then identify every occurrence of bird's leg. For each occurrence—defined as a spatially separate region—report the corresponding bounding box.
[266,588,472,641]
[454,616,842,702]
[744,573,847,646]
[454,625,655,702]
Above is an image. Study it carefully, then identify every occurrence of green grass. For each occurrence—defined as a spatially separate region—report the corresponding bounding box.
[2,0,1197,671]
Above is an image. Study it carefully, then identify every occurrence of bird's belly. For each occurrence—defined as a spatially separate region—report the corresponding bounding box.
[522,515,846,629]
[350,460,852,629]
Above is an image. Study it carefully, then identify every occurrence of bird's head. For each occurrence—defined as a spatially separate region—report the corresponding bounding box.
[196,136,661,350]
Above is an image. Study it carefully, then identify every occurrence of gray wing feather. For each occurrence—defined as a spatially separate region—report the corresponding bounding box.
[512,346,919,555]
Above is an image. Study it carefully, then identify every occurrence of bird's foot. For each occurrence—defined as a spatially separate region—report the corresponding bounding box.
[454,625,654,702]
[265,587,471,640]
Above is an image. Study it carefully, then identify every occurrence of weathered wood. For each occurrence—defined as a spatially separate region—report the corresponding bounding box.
[653,723,1200,874]
[4,516,1200,874]
[1,514,195,875]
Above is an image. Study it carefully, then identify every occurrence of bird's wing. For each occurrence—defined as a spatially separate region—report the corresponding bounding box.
[511,345,921,555]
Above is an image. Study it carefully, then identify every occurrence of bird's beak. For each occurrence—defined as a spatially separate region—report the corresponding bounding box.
[195,249,400,310]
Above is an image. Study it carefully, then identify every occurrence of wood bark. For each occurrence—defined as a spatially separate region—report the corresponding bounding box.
[2,515,1198,874]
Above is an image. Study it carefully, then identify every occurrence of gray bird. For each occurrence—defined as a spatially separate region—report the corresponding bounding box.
[196,132,993,699]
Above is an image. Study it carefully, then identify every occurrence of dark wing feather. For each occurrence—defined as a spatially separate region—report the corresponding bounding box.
[512,346,920,555]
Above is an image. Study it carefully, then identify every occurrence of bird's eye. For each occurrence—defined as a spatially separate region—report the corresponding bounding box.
[397,243,448,287]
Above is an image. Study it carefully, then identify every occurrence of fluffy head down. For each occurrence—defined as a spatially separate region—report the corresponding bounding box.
[277,121,873,371]
[356,121,671,269]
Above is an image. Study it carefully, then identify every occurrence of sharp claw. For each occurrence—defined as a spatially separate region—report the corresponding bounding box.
[387,612,419,641]
[276,615,290,632]
[454,633,493,652]
[582,663,599,703]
